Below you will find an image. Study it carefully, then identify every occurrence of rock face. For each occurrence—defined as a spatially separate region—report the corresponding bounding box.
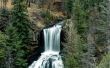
[27,20,65,66]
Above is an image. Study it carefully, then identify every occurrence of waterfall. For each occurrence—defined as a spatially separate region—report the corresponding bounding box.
[29,22,64,68]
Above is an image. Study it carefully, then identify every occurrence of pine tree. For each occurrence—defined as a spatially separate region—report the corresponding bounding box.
[106,0,110,52]
[11,0,31,45]
[63,19,83,68]
[0,31,7,68]
[10,0,31,67]
[5,24,28,68]
[0,8,9,31]
[64,0,73,17]
[71,0,105,68]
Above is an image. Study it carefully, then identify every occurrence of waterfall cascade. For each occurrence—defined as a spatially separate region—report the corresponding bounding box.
[29,22,64,68]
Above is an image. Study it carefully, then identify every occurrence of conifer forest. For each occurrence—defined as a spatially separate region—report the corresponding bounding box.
[0,0,110,68]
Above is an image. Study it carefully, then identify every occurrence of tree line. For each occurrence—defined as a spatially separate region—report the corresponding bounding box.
[63,0,110,68]
[0,0,110,68]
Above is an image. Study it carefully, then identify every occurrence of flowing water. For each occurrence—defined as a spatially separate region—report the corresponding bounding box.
[29,22,64,68]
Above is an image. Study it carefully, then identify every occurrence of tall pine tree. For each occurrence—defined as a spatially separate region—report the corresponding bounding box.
[11,0,31,45]
[10,0,31,67]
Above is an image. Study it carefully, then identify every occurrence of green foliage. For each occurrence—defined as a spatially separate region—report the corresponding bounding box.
[5,25,21,52]
[65,0,108,68]
[0,8,9,31]
[5,24,28,68]
[63,20,85,68]
[5,25,22,67]
[63,1,91,68]
[40,10,53,24]
[64,0,73,15]
[0,0,31,67]
[8,0,31,67]
[0,32,6,62]
[0,0,109,68]
[11,0,31,44]
[0,33,6,68]
[73,0,89,35]
[97,53,110,68]
[0,9,9,17]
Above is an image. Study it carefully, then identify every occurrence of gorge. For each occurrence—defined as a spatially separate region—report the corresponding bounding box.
[29,22,64,68]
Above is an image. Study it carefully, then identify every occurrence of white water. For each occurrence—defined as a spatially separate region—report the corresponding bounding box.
[29,22,64,68]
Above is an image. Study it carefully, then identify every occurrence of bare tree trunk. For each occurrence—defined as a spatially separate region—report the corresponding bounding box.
[26,0,31,7]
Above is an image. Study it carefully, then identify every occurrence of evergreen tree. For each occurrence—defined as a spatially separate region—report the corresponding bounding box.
[63,19,83,68]
[0,31,7,68]
[0,8,9,31]
[10,0,31,67]
[106,0,110,52]
[72,1,89,67]
[5,24,28,68]
[64,0,73,17]
[11,0,31,45]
